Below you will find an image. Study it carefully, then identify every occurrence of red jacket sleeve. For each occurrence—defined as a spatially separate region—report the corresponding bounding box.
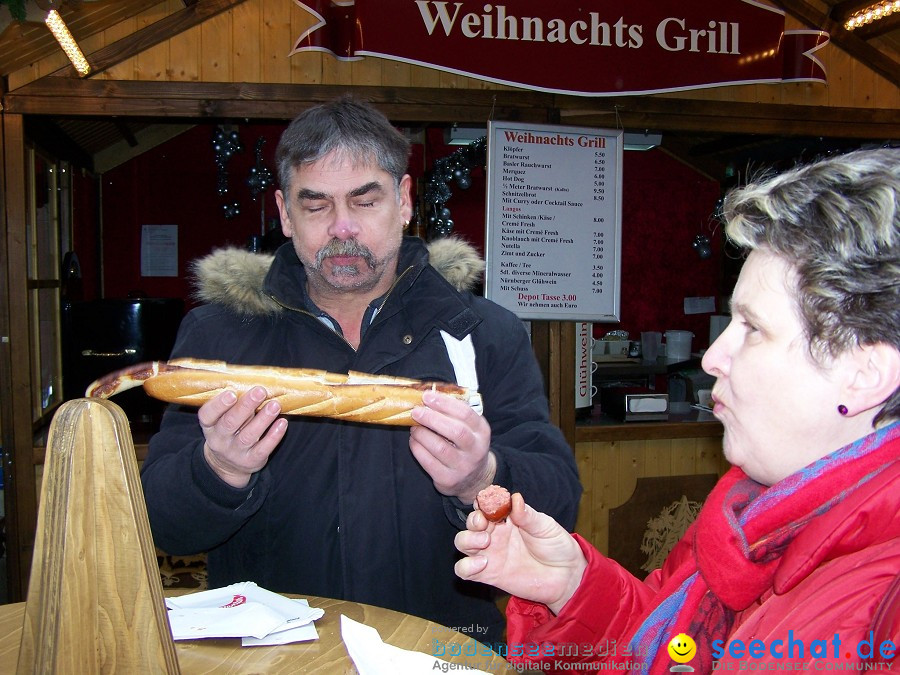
[505,533,691,670]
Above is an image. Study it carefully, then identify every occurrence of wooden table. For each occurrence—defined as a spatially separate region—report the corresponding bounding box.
[0,593,520,673]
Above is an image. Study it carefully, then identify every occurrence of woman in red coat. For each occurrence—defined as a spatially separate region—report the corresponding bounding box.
[455,148,900,673]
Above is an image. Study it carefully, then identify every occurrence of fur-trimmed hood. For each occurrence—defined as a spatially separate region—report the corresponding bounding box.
[190,236,485,316]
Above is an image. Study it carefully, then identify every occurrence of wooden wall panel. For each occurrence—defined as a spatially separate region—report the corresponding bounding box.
[352,58,384,87]
[200,11,233,82]
[382,61,412,88]
[573,437,729,556]
[410,63,442,88]
[263,0,294,84]
[231,0,261,83]
[875,74,900,108]
[851,58,877,107]
[135,3,170,81]
[291,52,323,85]
[322,58,354,86]
[7,65,36,91]
[168,24,201,81]
[101,14,138,80]
[829,45,855,105]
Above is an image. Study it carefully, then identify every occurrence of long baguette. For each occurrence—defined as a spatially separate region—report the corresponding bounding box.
[85,358,482,426]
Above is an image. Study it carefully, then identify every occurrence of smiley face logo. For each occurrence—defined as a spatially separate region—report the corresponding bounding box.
[667,633,697,664]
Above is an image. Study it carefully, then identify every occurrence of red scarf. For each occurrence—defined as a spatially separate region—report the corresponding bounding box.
[628,422,900,674]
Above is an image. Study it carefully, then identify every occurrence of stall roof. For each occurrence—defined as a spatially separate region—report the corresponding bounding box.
[0,0,897,176]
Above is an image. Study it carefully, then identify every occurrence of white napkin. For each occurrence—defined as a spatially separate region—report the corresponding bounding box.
[165,581,324,646]
[340,614,490,675]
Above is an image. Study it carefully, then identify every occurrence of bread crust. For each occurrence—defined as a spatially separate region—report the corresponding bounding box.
[86,358,479,426]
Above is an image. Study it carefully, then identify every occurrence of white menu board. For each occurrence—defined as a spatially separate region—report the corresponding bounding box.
[484,121,622,322]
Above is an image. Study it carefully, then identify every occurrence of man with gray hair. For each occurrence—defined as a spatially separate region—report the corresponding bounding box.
[141,96,581,644]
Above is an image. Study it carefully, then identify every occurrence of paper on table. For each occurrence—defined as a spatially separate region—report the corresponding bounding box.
[165,582,323,645]
[242,600,319,647]
[340,614,490,675]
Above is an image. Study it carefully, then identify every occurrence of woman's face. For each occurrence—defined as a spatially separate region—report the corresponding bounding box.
[701,249,852,486]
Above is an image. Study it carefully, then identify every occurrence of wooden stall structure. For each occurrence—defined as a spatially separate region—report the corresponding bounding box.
[1,0,898,602]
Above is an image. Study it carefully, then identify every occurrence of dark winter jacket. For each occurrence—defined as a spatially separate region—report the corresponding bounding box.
[141,236,581,643]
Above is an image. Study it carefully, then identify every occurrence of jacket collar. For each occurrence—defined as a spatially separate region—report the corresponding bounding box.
[189,236,485,321]
[261,236,430,312]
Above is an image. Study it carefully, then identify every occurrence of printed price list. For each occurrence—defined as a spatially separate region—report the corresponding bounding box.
[485,122,622,322]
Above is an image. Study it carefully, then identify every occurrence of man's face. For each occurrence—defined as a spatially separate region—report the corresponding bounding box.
[275,150,412,299]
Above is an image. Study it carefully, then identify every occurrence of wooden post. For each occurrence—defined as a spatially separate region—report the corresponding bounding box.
[17,399,179,674]
[530,320,577,450]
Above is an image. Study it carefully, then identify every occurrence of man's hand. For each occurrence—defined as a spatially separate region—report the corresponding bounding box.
[198,386,288,488]
[409,390,495,504]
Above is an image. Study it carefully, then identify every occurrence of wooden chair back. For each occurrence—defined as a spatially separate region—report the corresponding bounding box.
[17,398,179,673]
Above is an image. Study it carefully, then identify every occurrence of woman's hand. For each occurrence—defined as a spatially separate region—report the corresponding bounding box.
[454,493,588,614]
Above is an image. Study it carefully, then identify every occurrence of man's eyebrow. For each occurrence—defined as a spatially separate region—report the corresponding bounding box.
[295,181,384,202]
[349,181,384,198]
[296,187,329,201]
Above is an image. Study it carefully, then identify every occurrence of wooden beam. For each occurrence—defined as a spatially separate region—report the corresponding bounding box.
[554,95,900,138]
[49,0,251,78]
[2,81,897,139]
[1,112,39,602]
[2,81,557,124]
[771,0,900,87]
[113,119,139,147]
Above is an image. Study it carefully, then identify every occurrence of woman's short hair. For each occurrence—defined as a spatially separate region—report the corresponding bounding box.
[275,95,411,196]
[723,147,899,424]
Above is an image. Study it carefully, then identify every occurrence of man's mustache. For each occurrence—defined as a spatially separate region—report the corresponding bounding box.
[315,239,377,269]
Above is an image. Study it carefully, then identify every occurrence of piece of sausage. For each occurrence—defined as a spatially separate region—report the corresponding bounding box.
[476,484,512,522]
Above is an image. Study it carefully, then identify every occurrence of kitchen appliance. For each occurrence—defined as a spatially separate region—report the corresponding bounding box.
[62,298,184,426]
[599,386,669,422]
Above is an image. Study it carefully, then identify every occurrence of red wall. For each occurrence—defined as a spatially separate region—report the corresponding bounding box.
[79,123,722,348]
[100,123,285,302]
[616,151,722,345]
[70,167,100,299]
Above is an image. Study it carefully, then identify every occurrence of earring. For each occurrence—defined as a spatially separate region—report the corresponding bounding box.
[837,404,848,416]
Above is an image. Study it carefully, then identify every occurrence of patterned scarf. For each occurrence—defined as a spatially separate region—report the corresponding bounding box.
[628,421,900,674]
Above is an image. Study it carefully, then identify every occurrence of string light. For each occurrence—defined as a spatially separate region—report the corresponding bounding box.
[844,0,900,30]
[44,9,91,76]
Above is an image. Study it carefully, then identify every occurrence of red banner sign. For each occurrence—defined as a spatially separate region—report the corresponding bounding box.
[291,1,829,96]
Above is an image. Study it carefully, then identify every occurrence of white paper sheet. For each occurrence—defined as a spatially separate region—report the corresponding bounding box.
[165,582,323,646]
[340,614,490,675]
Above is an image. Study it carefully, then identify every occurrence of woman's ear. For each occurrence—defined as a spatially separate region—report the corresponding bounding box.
[843,343,900,415]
